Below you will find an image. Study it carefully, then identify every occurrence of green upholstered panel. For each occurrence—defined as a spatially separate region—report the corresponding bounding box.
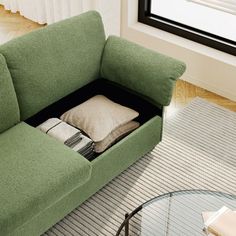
[0,54,20,133]
[10,116,162,236]
[0,122,92,236]
[101,36,186,107]
[0,11,106,120]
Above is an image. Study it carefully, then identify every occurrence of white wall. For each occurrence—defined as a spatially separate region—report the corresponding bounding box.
[121,0,236,101]
[94,0,121,36]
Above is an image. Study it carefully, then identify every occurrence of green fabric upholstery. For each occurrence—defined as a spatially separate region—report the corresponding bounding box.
[10,116,162,236]
[0,122,92,236]
[0,54,20,133]
[0,11,106,120]
[101,36,186,107]
[0,10,187,236]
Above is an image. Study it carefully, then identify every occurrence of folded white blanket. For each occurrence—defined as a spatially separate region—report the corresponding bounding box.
[37,118,80,143]
[37,118,94,157]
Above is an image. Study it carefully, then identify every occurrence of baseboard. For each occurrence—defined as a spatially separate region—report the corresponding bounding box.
[181,74,236,102]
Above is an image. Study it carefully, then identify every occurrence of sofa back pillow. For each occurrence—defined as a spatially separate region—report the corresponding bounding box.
[60,95,139,142]
[0,54,20,133]
[0,11,106,120]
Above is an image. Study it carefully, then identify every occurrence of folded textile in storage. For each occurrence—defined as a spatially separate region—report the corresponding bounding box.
[37,118,95,160]
[72,135,94,153]
[37,118,80,143]
[94,121,140,153]
[60,95,140,153]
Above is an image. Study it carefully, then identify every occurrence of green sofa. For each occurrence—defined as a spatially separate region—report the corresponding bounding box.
[0,11,186,236]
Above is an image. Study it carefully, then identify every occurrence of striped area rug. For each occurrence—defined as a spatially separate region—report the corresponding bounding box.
[44,98,236,236]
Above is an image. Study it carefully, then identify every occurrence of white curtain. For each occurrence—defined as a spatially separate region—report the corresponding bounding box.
[0,0,121,35]
[0,0,92,24]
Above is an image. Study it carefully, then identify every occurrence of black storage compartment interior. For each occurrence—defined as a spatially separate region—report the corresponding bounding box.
[26,79,162,127]
[25,79,163,160]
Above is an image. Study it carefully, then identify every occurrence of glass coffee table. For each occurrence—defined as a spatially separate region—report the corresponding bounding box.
[116,190,236,236]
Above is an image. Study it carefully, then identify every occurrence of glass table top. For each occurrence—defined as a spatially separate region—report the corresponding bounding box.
[116,190,236,236]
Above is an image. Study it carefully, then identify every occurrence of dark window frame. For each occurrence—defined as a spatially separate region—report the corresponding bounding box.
[138,0,236,56]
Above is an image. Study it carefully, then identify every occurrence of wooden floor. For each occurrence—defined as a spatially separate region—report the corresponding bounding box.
[166,80,236,117]
[0,5,43,44]
[1,4,236,115]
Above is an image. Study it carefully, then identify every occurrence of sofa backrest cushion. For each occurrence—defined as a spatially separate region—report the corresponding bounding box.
[0,11,106,120]
[0,54,20,133]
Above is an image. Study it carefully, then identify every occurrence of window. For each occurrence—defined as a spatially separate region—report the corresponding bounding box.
[138,0,236,55]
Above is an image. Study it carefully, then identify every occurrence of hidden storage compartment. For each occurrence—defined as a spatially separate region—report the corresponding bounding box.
[25,79,163,160]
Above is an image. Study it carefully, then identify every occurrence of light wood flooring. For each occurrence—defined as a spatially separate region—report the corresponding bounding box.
[0,5,43,44]
[166,80,236,117]
[1,4,236,115]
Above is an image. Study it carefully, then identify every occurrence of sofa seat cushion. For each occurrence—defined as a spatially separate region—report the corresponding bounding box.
[0,122,92,235]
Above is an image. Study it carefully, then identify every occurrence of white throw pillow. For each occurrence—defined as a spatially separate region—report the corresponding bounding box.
[60,95,139,142]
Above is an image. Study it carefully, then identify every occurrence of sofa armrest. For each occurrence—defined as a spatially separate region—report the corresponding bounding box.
[100,36,186,107]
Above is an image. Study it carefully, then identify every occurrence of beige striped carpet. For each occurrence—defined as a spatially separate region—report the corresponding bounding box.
[44,98,236,236]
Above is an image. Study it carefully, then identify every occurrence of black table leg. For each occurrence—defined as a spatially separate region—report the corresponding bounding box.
[125,213,129,236]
